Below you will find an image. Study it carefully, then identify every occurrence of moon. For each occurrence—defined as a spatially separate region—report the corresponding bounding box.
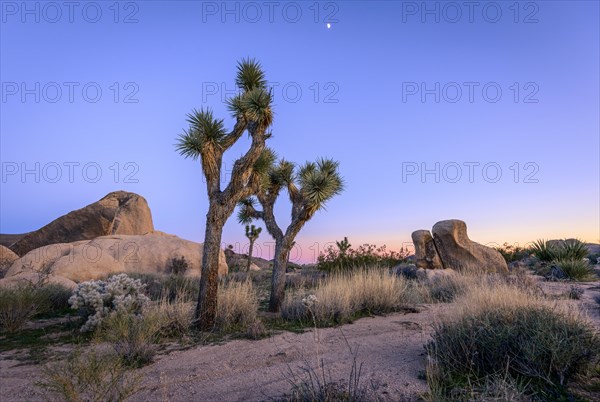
[326,23,331,29]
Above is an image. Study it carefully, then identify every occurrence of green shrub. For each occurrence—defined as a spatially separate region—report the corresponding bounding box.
[0,284,72,332]
[426,289,600,400]
[37,349,142,401]
[495,242,531,263]
[554,259,597,282]
[558,239,589,261]
[0,286,43,332]
[531,239,557,262]
[100,310,162,367]
[318,239,409,272]
[130,272,198,302]
[425,274,470,303]
[169,256,189,276]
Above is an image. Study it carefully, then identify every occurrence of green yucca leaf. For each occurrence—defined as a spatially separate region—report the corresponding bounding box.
[236,58,267,92]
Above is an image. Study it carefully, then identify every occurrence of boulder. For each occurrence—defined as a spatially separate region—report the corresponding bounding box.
[411,230,443,269]
[0,245,19,278]
[249,263,261,272]
[2,232,228,286]
[431,219,508,274]
[9,191,154,256]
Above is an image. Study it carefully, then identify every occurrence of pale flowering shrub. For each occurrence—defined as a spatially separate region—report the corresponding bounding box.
[69,274,150,332]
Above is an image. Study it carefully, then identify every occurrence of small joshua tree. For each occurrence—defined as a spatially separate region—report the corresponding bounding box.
[239,157,344,312]
[245,224,262,272]
[175,58,274,330]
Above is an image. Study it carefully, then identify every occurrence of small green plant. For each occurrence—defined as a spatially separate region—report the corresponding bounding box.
[37,349,142,401]
[554,259,597,282]
[531,239,558,262]
[169,256,189,276]
[567,286,585,300]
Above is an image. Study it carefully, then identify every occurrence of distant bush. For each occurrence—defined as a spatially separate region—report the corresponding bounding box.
[494,242,530,263]
[318,238,410,272]
[169,256,189,276]
[69,274,150,332]
[425,273,470,303]
[37,349,142,401]
[426,284,600,400]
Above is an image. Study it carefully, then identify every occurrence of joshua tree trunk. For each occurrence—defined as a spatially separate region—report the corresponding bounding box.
[246,239,255,272]
[196,205,226,330]
[269,239,291,312]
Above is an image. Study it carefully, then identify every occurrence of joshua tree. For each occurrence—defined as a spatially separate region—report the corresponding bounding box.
[244,224,262,272]
[175,59,274,330]
[238,157,344,312]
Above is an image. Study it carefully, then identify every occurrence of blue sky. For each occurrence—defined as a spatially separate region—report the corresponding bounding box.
[1,1,598,263]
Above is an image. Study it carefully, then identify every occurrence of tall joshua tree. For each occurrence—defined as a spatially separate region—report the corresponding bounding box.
[244,224,262,272]
[238,157,344,312]
[176,59,274,330]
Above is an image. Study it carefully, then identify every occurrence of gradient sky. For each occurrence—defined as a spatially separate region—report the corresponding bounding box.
[1,1,599,263]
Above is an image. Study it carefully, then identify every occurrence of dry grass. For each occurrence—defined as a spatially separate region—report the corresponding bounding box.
[215,279,260,333]
[281,270,423,325]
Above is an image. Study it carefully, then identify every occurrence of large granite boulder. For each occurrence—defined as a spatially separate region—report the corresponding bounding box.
[431,219,508,274]
[411,230,443,269]
[2,232,228,286]
[9,191,154,256]
[0,245,19,278]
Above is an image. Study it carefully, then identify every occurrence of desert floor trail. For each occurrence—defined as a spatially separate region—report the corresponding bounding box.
[133,306,447,402]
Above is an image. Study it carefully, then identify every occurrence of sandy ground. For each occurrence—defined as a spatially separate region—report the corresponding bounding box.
[1,282,599,402]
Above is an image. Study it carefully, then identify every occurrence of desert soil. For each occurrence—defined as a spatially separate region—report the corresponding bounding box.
[1,282,599,402]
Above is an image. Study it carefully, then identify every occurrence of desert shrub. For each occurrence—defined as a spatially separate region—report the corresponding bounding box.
[215,280,260,333]
[153,293,194,339]
[281,270,419,326]
[69,274,150,332]
[0,284,72,332]
[318,238,410,272]
[134,273,198,301]
[169,256,189,276]
[426,285,600,400]
[558,239,590,261]
[0,286,44,332]
[495,242,531,263]
[37,349,142,402]
[424,273,471,303]
[530,239,557,262]
[100,309,162,367]
[554,259,597,282]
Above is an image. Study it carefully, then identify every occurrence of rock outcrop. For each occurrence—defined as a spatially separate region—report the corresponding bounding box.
[0,245,19,278]
[431,219,508,273]
[9,191,154,256]
[2,232,228,286]
[411,230,443,270]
